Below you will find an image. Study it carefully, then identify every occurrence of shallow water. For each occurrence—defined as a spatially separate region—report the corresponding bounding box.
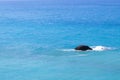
[0,2,120,80]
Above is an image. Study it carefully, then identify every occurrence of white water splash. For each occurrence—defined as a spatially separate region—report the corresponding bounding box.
[60,46,113,52]
[91,46,112,51]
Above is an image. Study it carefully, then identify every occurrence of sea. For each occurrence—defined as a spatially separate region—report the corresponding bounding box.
[0,2,120,80]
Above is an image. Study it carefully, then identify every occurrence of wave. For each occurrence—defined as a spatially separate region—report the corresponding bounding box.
[60,49,75,52]
[91,46,113,51]
[60,46,114,52]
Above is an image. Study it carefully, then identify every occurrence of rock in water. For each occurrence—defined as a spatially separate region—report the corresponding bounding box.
[75,45,92,51]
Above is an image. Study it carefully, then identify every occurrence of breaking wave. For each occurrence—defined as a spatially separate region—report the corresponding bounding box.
[91,46,113,51]
[60,46,114,52]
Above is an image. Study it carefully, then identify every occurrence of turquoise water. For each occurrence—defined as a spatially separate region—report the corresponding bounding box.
[0,2,120,80]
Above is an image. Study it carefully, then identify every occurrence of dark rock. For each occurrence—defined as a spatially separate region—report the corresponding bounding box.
[75,45,92,51]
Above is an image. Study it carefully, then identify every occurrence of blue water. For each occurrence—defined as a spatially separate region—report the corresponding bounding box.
[0,2,120,80]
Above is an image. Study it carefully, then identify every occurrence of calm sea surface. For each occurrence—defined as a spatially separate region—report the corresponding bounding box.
[0,2,120,80]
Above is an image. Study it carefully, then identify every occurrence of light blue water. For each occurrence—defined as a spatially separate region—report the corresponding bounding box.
[0,2,120,80]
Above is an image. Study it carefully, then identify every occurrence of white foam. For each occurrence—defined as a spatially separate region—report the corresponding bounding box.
[60,46,113,52]
[91,46,112,51]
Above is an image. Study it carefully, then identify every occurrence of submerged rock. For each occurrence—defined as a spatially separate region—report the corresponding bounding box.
[75,45,92,51]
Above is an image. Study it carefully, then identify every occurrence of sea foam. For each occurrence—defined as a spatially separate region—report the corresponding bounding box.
[60,46,113,52]
[91,46,112,51]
